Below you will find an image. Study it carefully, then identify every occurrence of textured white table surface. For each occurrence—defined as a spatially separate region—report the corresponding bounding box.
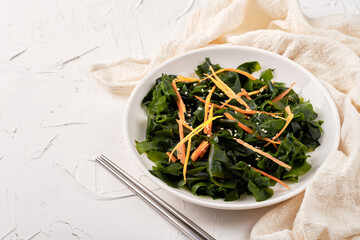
[0,0,359,239]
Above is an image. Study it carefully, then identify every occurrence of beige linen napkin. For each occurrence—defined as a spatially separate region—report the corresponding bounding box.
[91,0,360,239]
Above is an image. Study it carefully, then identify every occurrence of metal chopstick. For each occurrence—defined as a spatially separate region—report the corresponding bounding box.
[95,155,215,240]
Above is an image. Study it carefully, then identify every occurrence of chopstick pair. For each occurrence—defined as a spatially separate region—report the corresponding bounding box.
[95,155,215,240]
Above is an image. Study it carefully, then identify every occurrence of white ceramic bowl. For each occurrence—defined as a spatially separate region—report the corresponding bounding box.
[124,46,340,210]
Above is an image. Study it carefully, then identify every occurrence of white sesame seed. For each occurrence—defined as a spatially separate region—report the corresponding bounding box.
[220,93,223,96]
[220,127,224,130]
[201,89,205,92]
[177,88,180,91]
[187,113,191,117]
[198,107,203,110]
[185,91,188,94]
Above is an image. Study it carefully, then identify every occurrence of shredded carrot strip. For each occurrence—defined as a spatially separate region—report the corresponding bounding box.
[169,116,223,161]
[194,96,284,119]
[224,112,253,134]
[204,105,209,125]
[240,88,252,100]
[220,98,232,108]
[195,96,224,109]
[176,76,201,83]
[264,138,281,145]
[270,106,294,142]
[216,68,257,80]
[207,104,214,135]
[205,74,232,99]
[234,138,291,169]
[171,80,186,114]
[177,114,186,163]
[248,80,275,96]
[172,79,186,163]
[249,165,290,189]
[166,152,177,163]
[204,86,216,134]
[208,66,250,110]
[183,137,192,182]
[191,140,209,161]
[176,120,202,138]
[224,112,281,145]
[272,143,279,150]
[199,143,210,158]
[272,82,295,103]
[180,67,257,83]
[222,102,285,119]
[176,119,194,131]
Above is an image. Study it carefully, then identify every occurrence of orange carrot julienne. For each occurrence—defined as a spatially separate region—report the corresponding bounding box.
[240,88,252,100]
[195,96,224,109]
[224,112,253,134]
[191,140,210,161]
[176,75,201,83]
[272,143,279,150]
[272,82,295,103]
[171,80,186,114]
[208,66,251,110]
[264,138,281,145]
[205,74,233,100]
[224,112,281,145]
[177,115,186,163]
[234,138,291,169]
[204,86,216,134]
[176,119,202,137]
[221,98,232,108]
[194,96,284,120]
[248,80,275,96]
[172,79,186,163]
[183,137,192,182]
[187,67,256,83]
[199,143,210,158]
[249,165,290,189]
[222,102,285,119]
[216,68,257,80]
[167,152,177,163]
[176,119,194,131]
[206,104,214,135]
[169,116,223,161]
[265,106,294,147]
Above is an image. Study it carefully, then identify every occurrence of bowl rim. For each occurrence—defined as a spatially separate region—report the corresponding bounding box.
[123,45,340,210]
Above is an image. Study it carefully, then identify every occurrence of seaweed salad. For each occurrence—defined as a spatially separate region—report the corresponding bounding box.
[136,58,323,202]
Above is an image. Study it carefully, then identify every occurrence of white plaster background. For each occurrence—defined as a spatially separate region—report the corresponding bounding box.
[0,0,359,239]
